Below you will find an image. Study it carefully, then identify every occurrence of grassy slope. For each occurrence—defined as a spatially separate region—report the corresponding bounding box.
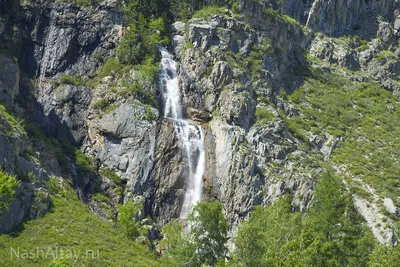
[0,178,170,267]
[287,57,400,208]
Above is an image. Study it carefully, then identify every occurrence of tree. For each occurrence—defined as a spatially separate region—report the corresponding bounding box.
[234,195,302,267]
[188,200,229,266]
[117,199,143,239]
[160,201,229,266]
[233,172,375,267]
[0,170,19,214]
[367,245,400,267]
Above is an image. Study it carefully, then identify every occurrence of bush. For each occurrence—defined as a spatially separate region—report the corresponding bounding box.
[161,201,229,266]
[0,170,19,214]
[117,199,143,240]
[99,167,120,185]
[58,75,84,86]
[255,108,274,125]
[74,149,95,173]
[0,104,27,137]
[98,58,123,78]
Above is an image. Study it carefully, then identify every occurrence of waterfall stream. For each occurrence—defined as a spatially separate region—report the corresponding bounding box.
[158,46,205,219]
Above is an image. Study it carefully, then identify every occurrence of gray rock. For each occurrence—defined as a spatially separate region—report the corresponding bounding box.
[0,55,19,109]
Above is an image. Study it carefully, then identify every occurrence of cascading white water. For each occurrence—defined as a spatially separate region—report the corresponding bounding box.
[158,46,205,219]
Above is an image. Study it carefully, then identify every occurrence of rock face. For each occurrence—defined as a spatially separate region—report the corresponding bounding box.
[0,0,399,246]
[279,0,400,38]
[0,55,19,109]
[0,58,52,234]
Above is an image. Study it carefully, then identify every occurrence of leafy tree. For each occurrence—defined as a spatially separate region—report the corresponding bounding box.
[117,199,144,239]
[233,172,375,267]
[188,200,229,266]
[160,219,194,264]
[161,201,229,266]
[0,170,19,214]
[234,195,302,267]
[367,245,400,267]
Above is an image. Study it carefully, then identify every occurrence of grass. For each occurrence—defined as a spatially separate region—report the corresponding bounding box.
[0,104,27,137]
[57,75,84,87]
[263,8,301,26]
[99,167,120,185]
[55,0,101,7]
[374,50,398,62]
[0,177,170,266]
[192,6,228,19]
[255,108,274,126]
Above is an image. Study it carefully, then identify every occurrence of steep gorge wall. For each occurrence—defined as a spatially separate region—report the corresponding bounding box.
[0,0,399,244]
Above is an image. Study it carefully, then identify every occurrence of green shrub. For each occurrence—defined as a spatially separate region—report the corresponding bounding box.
[99,167,120,185]
[58,74,84,86]
[192,6,227,18]
[91,193,110,203]
[143,105,153,121]
[117,199,143,240]
[255,108,274,125]
[0,170,19,214]
[0,104,27,137]
[55,0,101,7]
[98,58,123,79]
[74,149,95,173]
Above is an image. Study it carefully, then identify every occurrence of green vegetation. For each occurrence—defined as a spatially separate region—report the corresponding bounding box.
[17,171,36,182]
[73,149,95,173]
[367,245,400,266]
[161,201,228,266]
[170,0,233,20]
[374,50,398,62]
[192,6,228,19]
[55,0,100,7]
[117,199,145,240]
[255,107,274,125]
[0,104,27,137]
[99,167,120,184]
[0,177,167,266]
[263,8,301,26]
[287,63,400,201]
[57,74,84,87]
[119,62,159,108]
[92,99,119,114]
[357,39,369,52]
[234,172,375,266]
[0,170,19,214]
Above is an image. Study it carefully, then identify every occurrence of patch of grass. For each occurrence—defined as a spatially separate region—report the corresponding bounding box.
[255,108,274,126]
[287,63,400,200]
[118,62,158,108]
[55,0,101,7]
[17,172,36,182]
[74,149,95,173]
[56,74,84,87]
[99,167,120,185]
[263,8,301,26]
[0,104,27,137]
[192,6,228,19]
[93,99,119,114]
[91,192,110,203]
[0,170,19,214]
[0,177,169,266]
[98,58,123,79]
[374,50,398,62]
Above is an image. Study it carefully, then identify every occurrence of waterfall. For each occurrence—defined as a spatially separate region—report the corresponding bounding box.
[158,46,205,219]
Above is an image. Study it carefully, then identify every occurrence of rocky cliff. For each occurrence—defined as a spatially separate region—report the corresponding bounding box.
[0,0,399,248]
